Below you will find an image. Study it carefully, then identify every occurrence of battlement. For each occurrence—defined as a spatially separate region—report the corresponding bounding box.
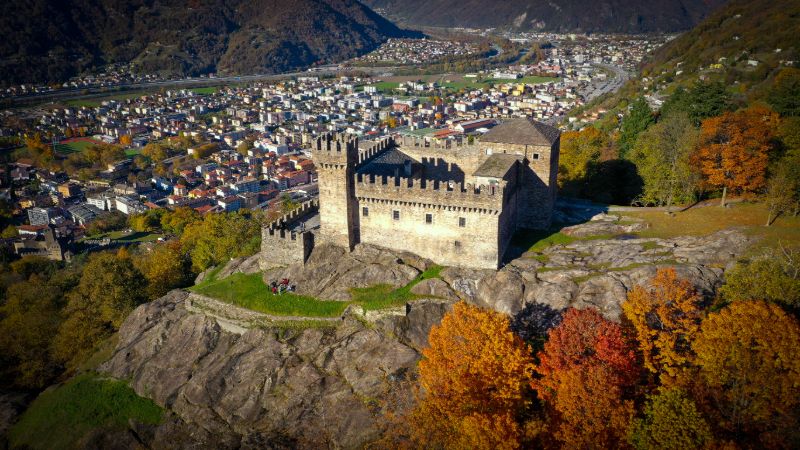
[400,134,476,149]
[265,227,306,241]
[266,198,319,231]
[314,133,359,166]
[354,173,506,213]
[357,136,395,165]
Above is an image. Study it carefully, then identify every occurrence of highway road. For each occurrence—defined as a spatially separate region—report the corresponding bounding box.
[582,63,631,101]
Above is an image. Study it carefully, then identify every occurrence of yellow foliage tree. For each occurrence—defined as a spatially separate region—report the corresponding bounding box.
[557,126,609,192]
[690,301,800,442]
[404,302,536,450]
[623,268,705,385]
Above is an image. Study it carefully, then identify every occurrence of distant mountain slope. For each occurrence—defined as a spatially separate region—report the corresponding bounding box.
[362,0,726,33]
[0,0,413,86]
[642,0,799,87]
[595,0,800,109]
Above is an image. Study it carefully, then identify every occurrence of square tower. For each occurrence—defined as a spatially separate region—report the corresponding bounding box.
[314,134,360,250]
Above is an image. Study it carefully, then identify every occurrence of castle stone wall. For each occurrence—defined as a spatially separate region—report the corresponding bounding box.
[260,228,314,270]
[356,196,501,269]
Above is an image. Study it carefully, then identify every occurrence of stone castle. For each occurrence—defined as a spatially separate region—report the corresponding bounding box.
[261,118,560,270]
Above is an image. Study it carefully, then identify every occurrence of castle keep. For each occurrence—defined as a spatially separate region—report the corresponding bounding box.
[262,118,560,270]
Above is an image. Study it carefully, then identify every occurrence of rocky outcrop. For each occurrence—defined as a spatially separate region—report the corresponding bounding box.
[96,220,755,449]
[264,243,427,300]
[560,213,648,237]
[474,229,750,319]
[100,290,450,449]
[195,253,262,284]
[257,226,749,321]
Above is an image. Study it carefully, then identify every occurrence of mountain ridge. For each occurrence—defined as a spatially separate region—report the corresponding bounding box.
[362,0,727,33]
[0,0,416,86]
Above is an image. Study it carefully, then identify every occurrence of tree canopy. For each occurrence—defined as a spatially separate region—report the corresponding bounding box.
[404,302,537,449]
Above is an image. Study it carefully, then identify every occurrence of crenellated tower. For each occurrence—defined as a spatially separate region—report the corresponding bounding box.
[314,133,360,250]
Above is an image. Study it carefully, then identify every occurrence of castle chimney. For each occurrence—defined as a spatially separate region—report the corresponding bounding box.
[404,159,412,177]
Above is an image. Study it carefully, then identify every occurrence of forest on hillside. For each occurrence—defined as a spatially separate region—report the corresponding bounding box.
[560,68,800,226]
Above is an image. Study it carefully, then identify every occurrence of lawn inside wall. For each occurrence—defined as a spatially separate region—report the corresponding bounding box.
[8,373,163,450]
[189,265,446,318]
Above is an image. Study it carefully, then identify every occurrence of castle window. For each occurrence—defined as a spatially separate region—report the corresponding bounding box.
[425,213,433,224]
[362,207,369,217]
[532,153,540,160]
[393,210,400,221]
[454,240,461,249]
[459,217,466,227]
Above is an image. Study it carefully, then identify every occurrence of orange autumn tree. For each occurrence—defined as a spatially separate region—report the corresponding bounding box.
[693,105,779,205]
[536,308,639,448]
[689,301,800,444]
[405,301,537,450]
[623,268,706,385]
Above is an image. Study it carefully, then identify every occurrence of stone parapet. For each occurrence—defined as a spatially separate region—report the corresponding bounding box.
[265,198,319,230]
[355,173,506,213]
[314,133,359,167]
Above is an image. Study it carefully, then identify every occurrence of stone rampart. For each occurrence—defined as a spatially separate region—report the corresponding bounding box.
[260,227,315,269]
[354,173,506,213]
[265,198,319,230]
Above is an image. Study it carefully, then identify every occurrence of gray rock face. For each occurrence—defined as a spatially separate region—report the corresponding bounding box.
[196,253,262,284]
[410,278,459,301]
[265,243,424,300]
[101,291,440,449]
[478,229,749,320]
[376,300,454,351]
[561,213,648,237]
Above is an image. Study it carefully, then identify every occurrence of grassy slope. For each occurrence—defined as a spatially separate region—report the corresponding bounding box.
[8,373,162,450]
[189,265,445,317]
[512,202,799,258]
[621,202,800,249]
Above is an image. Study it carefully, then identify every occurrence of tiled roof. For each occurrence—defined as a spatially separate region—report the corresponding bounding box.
[473,154,523,178]
[357,148,421,177]
[480,118,560,146]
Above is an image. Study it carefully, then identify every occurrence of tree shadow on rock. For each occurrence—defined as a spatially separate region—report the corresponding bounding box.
[585,159,643,206]
[510,302,564,355]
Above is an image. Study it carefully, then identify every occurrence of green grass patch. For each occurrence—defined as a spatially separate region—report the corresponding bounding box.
[190,265,446,317]
[530,253,550,263]
[513,229,577,253]
[190,86,218,95]
[65,91,149,108]
[640,241,662,251]
[571,273,603,284]
[350,265,444,311]
[8,373,163,450]
[125,148,142,157]
[365,81,401,92]
[54,139,102,154]
[190,272,348,317]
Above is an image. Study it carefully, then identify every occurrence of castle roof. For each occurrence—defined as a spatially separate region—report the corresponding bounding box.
[473,154,523,178]
[480,118,560,146]
[356,148,422,178]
